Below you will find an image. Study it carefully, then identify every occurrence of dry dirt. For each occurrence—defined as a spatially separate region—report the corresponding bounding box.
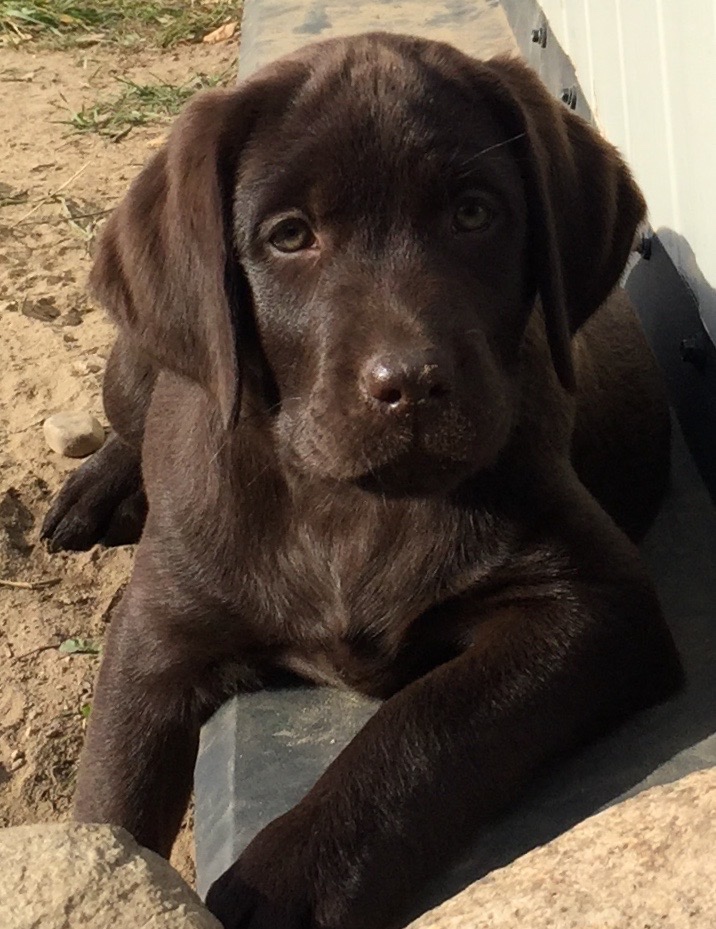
[0,32,241,885]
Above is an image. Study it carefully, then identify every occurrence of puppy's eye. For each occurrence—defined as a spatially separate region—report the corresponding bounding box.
[268,218,315,253]
[452,194,494,233]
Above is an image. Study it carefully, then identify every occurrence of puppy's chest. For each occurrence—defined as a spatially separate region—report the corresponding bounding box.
[241,504,501,693]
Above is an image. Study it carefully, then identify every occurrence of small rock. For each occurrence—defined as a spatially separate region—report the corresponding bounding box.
[43,412,105,458]
[63,333,77,343]
[61,308,83,327]
[0,488,34,554]
[86,362,102,374]
[73,33,105,48]
[22,297,60,322]
[46,273,74,285]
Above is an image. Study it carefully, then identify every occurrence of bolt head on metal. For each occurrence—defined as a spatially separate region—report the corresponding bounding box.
[637,234,653,260]
[680,336,709,371]
[560,86,578,109]
[531,27,547,47]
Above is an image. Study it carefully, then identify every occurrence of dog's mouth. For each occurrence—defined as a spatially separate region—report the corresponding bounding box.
[283,413,477,486]
[276,389,513,493]
[353,450,477,497]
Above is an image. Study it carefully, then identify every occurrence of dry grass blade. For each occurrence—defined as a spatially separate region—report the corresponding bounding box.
[12,160,90,227]
[0,577,61,589]
[56,195,108,248]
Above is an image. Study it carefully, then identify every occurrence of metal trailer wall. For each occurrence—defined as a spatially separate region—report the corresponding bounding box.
[502,0,716,494]
[509,0,716,338]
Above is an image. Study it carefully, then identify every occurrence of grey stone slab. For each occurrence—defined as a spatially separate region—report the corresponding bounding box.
[195,687,378,897]
[237,0,517,80]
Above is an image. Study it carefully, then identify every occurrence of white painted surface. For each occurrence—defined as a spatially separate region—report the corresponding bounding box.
[538,0,716,312]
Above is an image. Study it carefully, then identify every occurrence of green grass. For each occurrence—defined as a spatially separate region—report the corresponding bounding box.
[60,71,230,140]
[58,636,102,655]
[0,0,240,48]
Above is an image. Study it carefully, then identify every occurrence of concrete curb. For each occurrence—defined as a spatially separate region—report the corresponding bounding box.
[237,0,518,79]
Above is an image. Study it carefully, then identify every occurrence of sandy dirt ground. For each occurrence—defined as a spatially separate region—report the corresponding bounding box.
[0,30,241,885]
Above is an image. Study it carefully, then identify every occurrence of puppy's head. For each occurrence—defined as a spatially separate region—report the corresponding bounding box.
[91,33,645,495]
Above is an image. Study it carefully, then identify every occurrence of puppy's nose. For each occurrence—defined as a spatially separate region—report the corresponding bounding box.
[361,351,453,411]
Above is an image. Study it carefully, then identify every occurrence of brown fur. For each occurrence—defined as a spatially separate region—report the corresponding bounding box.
[42,34,681,929]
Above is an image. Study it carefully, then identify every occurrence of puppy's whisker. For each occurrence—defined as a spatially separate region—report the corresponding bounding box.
[359,450,389,510]
[208,431,231,467]
[238,395,304,423]
[455,132,526,173]
[243,463,272,490]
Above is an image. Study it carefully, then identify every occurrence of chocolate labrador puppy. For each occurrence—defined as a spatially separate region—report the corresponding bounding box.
[42,32,682,929]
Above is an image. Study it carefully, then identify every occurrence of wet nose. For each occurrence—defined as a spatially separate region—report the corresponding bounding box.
[361,351,453,412]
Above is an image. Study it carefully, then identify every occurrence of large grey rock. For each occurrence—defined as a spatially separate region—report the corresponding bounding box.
[0,823,221,929]
[408,768,716,928]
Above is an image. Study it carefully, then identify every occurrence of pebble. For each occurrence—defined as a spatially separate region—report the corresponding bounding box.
[43,411,105,458]
[22,296,60,322]
[61,308,83,327]
[73,33,104,48]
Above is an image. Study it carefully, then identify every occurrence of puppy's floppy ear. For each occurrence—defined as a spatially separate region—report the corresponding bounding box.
[475,57,646,391]
[90,65,307,427]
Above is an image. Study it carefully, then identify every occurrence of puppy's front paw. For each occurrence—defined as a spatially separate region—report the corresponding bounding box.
[41,434,145,551]
[205,807,333,929]
[206,864,312,929]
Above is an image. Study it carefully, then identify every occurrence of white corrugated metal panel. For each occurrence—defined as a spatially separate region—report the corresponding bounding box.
[538,0,716,315]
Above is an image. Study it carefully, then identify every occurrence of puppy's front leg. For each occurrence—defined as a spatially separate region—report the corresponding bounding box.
[73,552,228,857]
[207,529,682,929]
